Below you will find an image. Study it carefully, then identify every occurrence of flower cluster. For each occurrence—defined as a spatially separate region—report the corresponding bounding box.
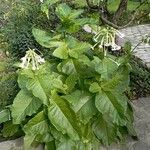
[83,25,124,51]
[19,49,45,70]
[93,26,124,51]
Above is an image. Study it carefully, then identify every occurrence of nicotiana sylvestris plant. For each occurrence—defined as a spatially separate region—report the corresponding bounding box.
[0,1,136,150]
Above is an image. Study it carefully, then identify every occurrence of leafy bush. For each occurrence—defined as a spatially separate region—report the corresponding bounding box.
[1,0,51,57]
[0,52,19,111]
[130,57,150,98]
[0,72,18,110]
[0,1,136,150]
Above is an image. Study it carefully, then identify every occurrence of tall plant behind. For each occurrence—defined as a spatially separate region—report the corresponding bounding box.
[0,1,136,149]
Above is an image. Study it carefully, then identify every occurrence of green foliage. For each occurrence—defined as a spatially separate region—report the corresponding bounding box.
[0,0,50,57]
[0,109,11,124]
[0,71,19,110]
[0,1,136,150]
[130,57,150,98]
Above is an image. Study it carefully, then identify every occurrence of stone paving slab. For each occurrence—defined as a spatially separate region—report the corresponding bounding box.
[118,24,150,68]
[0,97,150,150]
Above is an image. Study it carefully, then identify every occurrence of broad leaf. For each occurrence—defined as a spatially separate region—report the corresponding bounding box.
[53,43,68,59]
[12,90,42,124]
[41,0,60,18]
[26,77,48,105]
[32,28,61,48]
[56,3,72,21]
[68,42,91,59]
[65,74,78,92]
[63,90,97,124]
[92,116,117,145]
[24,111,53,149]
[57,59,77,75]
[2,121,20,137]
[95,90,127,125]
[56,138,76,150]
[101,74,125,91]
[48,91,80,140]
[0,109,11,124]
[89,82,101,93]
[45,141,56,150]
[90,57,118,80]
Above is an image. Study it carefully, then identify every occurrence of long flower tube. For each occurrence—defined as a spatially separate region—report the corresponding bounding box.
[19,49,45,70]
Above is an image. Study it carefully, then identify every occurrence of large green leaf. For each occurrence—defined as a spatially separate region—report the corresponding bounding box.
[95,90,127,126]
[56,3,72,21]
[57,59,77,75]
[65,74,78,92]
[45,141,56,150]
[101,74,125,91]
[56,3,83,20]
[41,0,60,18]
[48,91,80,140]
[56,138,76,150]
[90,57,118,80]
[68,42,91,59]
[26,77,48,105]
[0,109,11,124]
[32,28,61,48]
[2,121,20,137]
[92,116,117,145]
[63,90,97,124]
[24,111,53,149]
[89,82,101,93]
[19,69,67,104]
[53,43,68,59]
[12,90,42,124]
[77,98,97,124]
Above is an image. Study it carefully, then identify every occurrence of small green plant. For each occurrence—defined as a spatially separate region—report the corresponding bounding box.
[0,1,136,150]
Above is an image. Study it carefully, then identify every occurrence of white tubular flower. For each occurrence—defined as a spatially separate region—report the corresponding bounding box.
[40,0,43,3]
[91,26,123,52]
[36,55,45,64]
[111,43,121,51]
[20,56,27,68]
[19,49,45,70]
[114,29,125,38]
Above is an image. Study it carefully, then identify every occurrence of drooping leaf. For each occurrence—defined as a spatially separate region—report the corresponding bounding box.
[92,116,117,145]
[77,97,97,124]
[12,90,42,124]
[24,111,53,149]
[24,135,36,150]
[2,121,20,137]
[56,138,76,150]
[95,90,127,125]
[26,77,48,105]
[48,91,80,140]
[0,109,11,124]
